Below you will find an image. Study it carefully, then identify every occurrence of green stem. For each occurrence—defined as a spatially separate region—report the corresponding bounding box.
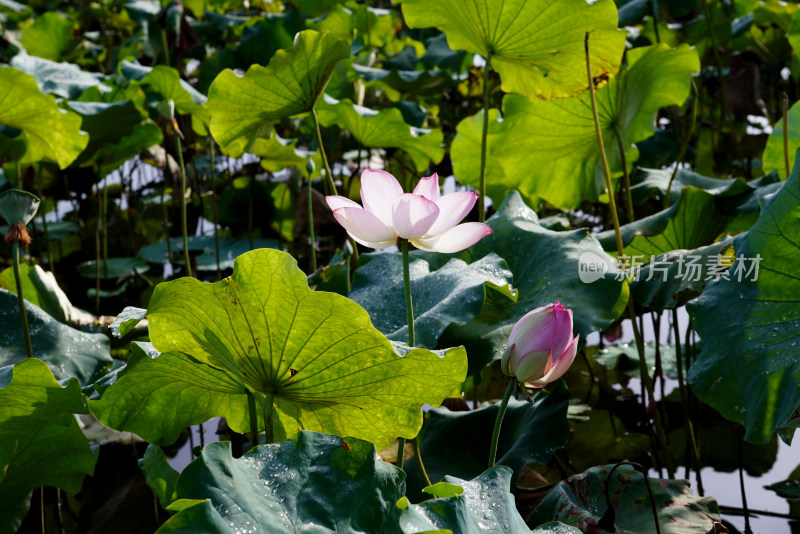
[412,436,432,487]
[13,241,34,359]
[95,183,102,315]
[614,130,635,222]
[784,92,791,179]
[312,107,337,196]
[397,238,416,470]
[665,79,698,208]
[102,181,109,279]
[586,33,673,478]
[175,132,192,278]
[488,380,514,468]
[478,52,493,223]
[308,177,317,272]
[210,142,221,280]
[263,393,275,445]
[246,390,258,448]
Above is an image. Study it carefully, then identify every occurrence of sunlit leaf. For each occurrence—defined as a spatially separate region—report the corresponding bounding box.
[398,0,625,99]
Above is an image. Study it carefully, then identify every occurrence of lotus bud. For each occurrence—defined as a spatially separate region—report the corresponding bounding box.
[501,302,579,388]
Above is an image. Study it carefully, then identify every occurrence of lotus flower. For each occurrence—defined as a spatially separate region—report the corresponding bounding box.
[501,302,579,388]
[325,169,492,253]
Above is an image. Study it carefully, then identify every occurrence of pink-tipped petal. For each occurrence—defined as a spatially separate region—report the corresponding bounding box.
[411,222,492,253]
[526,335,579,388]
[412,173,441,202]
[331,206,396,249]
[326,195,362,211]
[508,302,573,360]
[392,193,440,239]
[360,169,404,229]
[425,191,478,236]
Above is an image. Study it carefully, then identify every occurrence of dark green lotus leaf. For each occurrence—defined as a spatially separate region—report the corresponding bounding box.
[352,64,458,96]
[422,191,628,362]
[561,407,651,474]
[206,30,350,157]
[399,468,540,534]
[156,432,405,533]
[0,66,88,168]
[349,253,515,349]
[93,249,467,448]
[69,100,164,176]
[76,257,150,279]
[763,98,800,179]
[316,95,444,171]
[0,188,39,226]
[0,263,93,325]
[139,443,179,509]
[398,0,624,100]
[630,167,780,207]
[0,289,112,385]
[0,416,98,533]
[529,464,723,533]
[765,462,800,500]
[137,236,281,272]
[595,341,681,380]
[405,382,569,495]
[19,12,76,61]
[688,155,800,443]
[9,53,110,100]
[451,44,699,209]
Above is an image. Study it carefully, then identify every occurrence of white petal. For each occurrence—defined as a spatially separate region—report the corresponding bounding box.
[326,195,362,211]
[411,222,492,253]
[425,191,478,237]
[331,206,396,249]
[392,194,439,239]
[526,335,579,388]
[412,173,440,202]
[360,169,403,229]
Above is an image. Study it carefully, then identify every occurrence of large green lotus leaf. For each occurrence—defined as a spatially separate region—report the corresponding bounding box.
[349,253,515,349]
[316,95,444,171]
[69,100,164,175]
[0,66,88,168]
[206,30,350,157]
[424,191,627,360]
[529,464,723,533]
[0,416,97,533]
[352,64,458,97]
[687,155,800,443]
[0,358,87,482]
[19,12,76,61]
[0,188,39,225]
[138,443,179,509]
[399,468,544,534]
[0,289,112,385]
[451,44,699,209]
[562,408,651,473]
[311,4,397,48]
[763,99,800,179]
[88,342,250,445]
[156,432,405,533]
[76,256,150,279]
[9,53,111,100]
[406,383,569,494]
[398,0,624,100]
[115,248,466,448]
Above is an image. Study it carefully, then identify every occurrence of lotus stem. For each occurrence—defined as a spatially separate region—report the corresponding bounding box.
[308,176,317,272]
[488,380,514,468]
[478,52,493,223]
[585,32,674,478]
[312,107,338,196]
[210,142,221,280]
[613,130,635,222]
[784,92,791,179]
[397,238,417,469]
[246,390,258,449]
[13,241,33,359]
[174,131,192,278]
[665,79,698,208]
[264,393,275,445]
[412,436,432,487]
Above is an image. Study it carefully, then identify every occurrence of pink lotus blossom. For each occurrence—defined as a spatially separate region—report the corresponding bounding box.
[501,302,579,388]
[325,169,492,253]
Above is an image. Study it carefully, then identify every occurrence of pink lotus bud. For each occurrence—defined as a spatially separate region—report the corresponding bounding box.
[501,302,579,388]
